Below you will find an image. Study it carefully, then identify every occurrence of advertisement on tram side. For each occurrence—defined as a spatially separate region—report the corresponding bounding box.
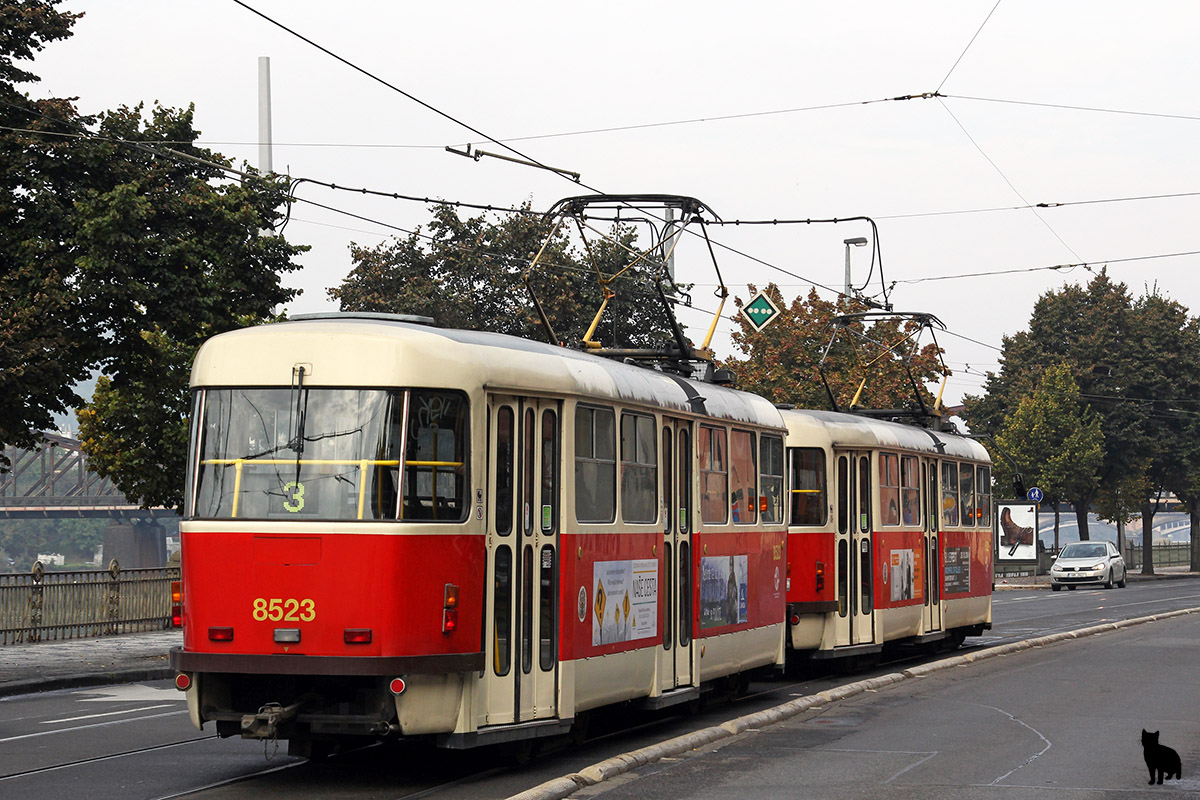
[592,558,658,646]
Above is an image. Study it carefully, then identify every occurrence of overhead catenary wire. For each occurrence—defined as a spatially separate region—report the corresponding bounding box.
[936,0,1005,92]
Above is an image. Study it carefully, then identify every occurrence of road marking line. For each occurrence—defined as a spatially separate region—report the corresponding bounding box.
[0,710,185,743]
[42,704,175,724]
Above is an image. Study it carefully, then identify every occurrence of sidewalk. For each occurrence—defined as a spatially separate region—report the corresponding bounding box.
[994,564,1198,590]
[0,629,180,698]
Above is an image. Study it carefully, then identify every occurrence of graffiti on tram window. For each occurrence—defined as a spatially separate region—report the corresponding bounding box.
[944,546,972,594]
[592,559,658,646]
[700,555,748,629]
[997,502,1037,561]
[887,548,921,602]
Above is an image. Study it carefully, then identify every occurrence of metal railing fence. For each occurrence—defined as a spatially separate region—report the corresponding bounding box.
[1124,542,1192,570]
[0,561,179,645]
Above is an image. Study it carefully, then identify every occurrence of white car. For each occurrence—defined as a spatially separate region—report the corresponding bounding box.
[1050,541,1127,590]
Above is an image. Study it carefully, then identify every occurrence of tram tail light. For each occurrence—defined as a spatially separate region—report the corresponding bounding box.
[174,672,191,691]
[815,561,826,592]
[344,628,373,644]
[208,626,234,641]
[442,583,459,634]
[171,580,183,628]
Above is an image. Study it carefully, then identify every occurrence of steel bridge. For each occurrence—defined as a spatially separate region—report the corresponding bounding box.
[0,433,175,519]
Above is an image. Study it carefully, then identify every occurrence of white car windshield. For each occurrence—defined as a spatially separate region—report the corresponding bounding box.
[1061,543,1107,559]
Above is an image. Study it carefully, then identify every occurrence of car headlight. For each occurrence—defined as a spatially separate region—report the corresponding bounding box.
[1092,563,1107,572]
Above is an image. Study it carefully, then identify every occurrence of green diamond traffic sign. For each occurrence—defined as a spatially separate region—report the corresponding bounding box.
[742,291,782,332]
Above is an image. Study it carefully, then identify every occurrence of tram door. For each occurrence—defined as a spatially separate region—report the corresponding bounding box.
[833,451,876,647]
[657,418,694,693]
[922,459,943,633]
[484,395,560,726]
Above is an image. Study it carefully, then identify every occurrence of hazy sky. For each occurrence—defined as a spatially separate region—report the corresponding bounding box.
[26,1,1200,406]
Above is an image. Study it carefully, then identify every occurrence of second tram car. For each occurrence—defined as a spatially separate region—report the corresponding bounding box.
[170,312,992,754]
[779,409,992,660]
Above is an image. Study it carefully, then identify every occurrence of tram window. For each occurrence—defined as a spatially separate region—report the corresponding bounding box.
[620,413,658,523]
[192,388,468,523]
[730,430,757,525]
[760,435,784,525]
[402,391,469,522]
[678,429,692,534]
[663,428,674,533]
[837,538,848,617]
[538,545,556,671]
[575,406,616,523]
[858,457,871,533]
[493,545,512,677]
[901,456,920,526]
[860,539,873,615]
[789,447,826,526]
[540,409,558,532]
[941,463,960,527]
[976,466,992,527]
[521,544,533,674]
[495,407,514,536]
[959,464,975,527]
[836,456,849,534]
[699,426,728,524]
[879,453,900,526]
[522,408,535,535]
[663,542,673,650]
[679,541,692,646]
[927,461,938,533]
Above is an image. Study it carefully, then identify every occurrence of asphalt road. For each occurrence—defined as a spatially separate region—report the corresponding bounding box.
[2,579,1198,800]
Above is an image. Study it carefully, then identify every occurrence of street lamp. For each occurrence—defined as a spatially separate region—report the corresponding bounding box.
[843,237,868,301]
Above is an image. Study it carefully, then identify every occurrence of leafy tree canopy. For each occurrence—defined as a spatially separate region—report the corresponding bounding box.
[328,203,686,350]
[719,284,945,411]
[1,2,308,508]
[992,362,1103,515]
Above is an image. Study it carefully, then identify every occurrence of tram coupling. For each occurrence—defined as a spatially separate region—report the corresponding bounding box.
[241,701,303,741]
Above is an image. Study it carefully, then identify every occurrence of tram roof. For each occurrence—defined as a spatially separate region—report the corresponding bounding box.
[779,408,990,462]
[191,315,785,429]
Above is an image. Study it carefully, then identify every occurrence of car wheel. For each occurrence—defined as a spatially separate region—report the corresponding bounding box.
[1104,569,1114,589]
[1117,569,1127,588]
[1051,584,1062,591]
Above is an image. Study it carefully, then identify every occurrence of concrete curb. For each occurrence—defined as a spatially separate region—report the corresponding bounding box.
[0,666,175,699]
[505,605,1200,800]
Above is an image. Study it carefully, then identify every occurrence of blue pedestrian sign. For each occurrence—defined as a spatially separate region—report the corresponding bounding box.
[1026,487,1044,503]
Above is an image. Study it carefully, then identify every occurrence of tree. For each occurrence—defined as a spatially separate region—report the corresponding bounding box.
[329,203,684,349]
[992,363,1103,539]
[1,4,308,507]
[75,328,192,510]
[0,0,89,456]
[719,284,945,411]
[963,271,1136,539]
[1120,290,1200,574]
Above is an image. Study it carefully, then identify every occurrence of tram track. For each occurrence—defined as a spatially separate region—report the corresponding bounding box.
[0,735,218,783]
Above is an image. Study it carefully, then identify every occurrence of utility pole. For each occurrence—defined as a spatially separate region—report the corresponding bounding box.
[258,56,273,174]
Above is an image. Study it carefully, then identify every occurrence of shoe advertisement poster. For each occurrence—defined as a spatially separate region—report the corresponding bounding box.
[997,501,1037,561]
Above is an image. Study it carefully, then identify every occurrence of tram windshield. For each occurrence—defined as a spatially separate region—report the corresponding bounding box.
[189,388,468,521]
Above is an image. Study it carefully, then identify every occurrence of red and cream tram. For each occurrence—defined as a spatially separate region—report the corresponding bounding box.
[170,313,992,754]
[171,313,790,754]
[778,410,992,660]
